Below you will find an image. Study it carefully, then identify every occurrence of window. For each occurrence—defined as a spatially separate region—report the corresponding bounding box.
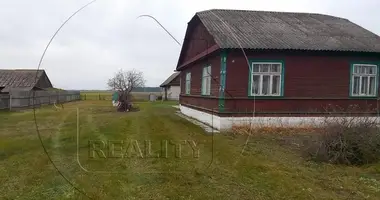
[202,65,211,95]
[351,64,378,97]
[250,62,283,96]
[185,72,191,94]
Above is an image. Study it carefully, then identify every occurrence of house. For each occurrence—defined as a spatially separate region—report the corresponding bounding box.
[160,72,180,100]
[0,69,53,93]
[176,9,380,130]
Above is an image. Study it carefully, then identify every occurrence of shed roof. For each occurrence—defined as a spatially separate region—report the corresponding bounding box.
[160,72,180,87]
[0,69,46,88]
[195,9,380,52]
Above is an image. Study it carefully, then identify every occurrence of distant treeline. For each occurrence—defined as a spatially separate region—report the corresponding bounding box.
[79,87,162,93]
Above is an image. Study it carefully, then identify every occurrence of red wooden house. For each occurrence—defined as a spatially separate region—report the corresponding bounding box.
[176,9,380,130]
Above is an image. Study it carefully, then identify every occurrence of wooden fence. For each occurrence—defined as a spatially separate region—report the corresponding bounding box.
[0,90,81,110]
[80,92,163,101]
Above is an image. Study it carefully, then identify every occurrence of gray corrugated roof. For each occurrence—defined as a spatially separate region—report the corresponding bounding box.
[160,72,180,87]
[0,69,45,88]
[196,9,380,52]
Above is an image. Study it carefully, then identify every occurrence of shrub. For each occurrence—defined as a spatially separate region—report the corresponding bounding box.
[305,116,380,165]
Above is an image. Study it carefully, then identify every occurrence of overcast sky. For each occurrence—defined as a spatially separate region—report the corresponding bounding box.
[0,0,379,90]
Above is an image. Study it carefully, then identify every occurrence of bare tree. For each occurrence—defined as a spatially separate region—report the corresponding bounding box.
[107,69,145,101]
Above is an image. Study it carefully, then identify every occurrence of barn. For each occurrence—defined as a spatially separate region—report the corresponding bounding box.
[160,72,180,100]
[0,69,53,93]
[176,9,380,130]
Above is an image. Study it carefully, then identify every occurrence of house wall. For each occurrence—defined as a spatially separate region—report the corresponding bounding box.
[167,86,180,100]
[177,17,217,67]
[221,50,380,115]
[179,52,221,111]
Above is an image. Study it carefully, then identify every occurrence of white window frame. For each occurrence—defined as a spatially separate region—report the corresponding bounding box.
[351,64,378,97]
[202,65,211,95]
[185,72,191,95]
[250,62,283,96]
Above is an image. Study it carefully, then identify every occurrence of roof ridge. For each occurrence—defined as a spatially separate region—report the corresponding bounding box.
[197,9,349,21]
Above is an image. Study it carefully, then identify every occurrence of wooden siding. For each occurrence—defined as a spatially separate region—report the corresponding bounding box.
[180,49,380,116]
[226,50,380,98]
[180,52,221,110]
[221,50,380,115]
[177,17,216,67]
[180,96,219,114]
[223,98,379,114]
[36,71,53,88]
[180,53,221,97]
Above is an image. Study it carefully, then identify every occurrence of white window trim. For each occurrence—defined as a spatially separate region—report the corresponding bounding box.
[250,62,283,96]
[202,65,211,95]
[185,72,191,95]
[351,64,378,97]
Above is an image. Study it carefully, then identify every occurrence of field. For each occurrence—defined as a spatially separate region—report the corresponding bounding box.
[80,91,163,101]
[1,100,380,199]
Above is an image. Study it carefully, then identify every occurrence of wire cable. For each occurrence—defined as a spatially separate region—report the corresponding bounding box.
[33,1,98,199]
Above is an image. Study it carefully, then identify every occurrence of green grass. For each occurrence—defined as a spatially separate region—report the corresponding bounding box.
[1,100,380,199]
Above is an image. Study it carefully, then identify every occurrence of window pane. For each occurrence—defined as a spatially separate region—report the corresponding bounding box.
[353,76,359,95]
[369,76,376,95]
[270,64,280,72]
[202,76,206,94]
[261,64,270,72]
[364,66,369,74]
[369,66,376,75]
[207,76,211,94]
[360,66,366,74]
[252,75,260,95]
[361,76,368,95]
[262,75,270,95]
[186,79,190,94]
[204,78,208,94]
[272,75,280,95]
[253,64,260,72]
[353,66,359,73]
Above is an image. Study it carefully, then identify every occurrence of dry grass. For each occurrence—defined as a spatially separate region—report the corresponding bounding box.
[231,123,317,136]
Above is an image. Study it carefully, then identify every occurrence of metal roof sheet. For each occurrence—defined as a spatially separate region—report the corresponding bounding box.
[196,9,380,52]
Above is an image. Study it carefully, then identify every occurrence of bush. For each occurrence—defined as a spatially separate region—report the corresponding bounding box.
[305,116,380,165]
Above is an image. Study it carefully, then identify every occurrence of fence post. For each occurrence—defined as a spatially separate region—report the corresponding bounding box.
[9,90,12,111]
[99,94,100,100]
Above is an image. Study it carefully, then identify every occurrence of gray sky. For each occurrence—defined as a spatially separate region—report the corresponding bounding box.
[0,0,379,90]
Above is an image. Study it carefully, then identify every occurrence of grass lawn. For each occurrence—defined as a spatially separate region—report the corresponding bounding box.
[1,100,380,200]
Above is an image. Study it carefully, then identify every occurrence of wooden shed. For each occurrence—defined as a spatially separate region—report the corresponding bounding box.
[0,69,53,93]
[160,72,180,100]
